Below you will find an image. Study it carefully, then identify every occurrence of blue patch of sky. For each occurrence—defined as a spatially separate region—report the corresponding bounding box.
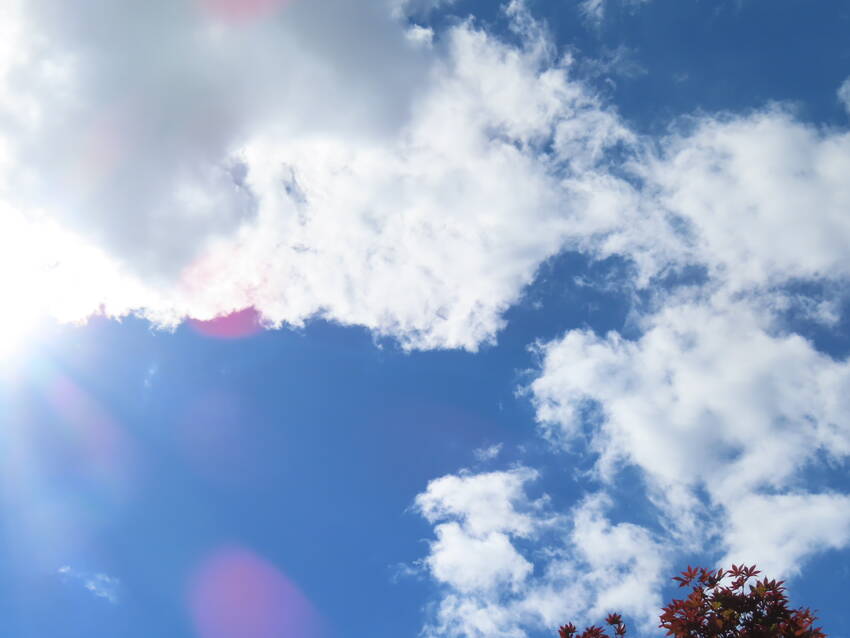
[771,278,850,359]
[439,0,850,133]
[549,0,849,132]
[792,548,850,636]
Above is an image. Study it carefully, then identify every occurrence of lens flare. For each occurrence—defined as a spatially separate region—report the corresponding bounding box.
[0,363,139,574]
[189,547,322,638]
[45,374,136,495]
[0,224,50,362]
[198,0,291,22]
[190,307,265,339]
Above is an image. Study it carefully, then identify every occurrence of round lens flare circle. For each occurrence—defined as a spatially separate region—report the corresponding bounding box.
[189,307,265,340]
[189,547,322,638]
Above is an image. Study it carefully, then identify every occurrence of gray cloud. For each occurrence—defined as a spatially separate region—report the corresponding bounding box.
[3,0,429,279]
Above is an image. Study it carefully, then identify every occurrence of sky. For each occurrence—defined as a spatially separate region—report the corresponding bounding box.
[0,0,849,637]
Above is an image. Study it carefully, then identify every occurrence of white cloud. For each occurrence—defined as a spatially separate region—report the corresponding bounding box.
[522,104,850,577]
[57,566,120,603]
[566,494,668,625]
[426,522,534,593]
[638,109,850,289]
[84,573,121,604]
[414,470,668,637]
[839,77,850,115]
[3,0,428,265]
[4,0,849,634]
[578,0,652,26]
[530,290,850,575]
[579,0,607,24]
[505,99,850,633]
[416,469,544,538]
[0,0,637,350]
[2,1,846,353]
[473,443,504,462]
[143,363,159,389]
[722,492,850,577]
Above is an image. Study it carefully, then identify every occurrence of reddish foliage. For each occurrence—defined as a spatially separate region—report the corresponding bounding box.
[558,565,826,638]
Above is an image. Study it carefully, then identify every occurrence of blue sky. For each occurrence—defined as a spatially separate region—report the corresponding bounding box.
[0,1,849,637]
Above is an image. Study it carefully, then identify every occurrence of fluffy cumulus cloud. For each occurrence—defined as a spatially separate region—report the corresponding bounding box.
[523,98,850,580]
[639,110,850,289]
[412,62,850,635]
[416,469,541,594]
[0,0,640,350]
[722,492,850,577]
[413,470,668,638]
[530,289,850,577]
[426,281,850,632]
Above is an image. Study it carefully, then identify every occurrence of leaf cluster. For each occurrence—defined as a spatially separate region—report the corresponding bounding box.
[559,613,626,638]
[558,565,826,638]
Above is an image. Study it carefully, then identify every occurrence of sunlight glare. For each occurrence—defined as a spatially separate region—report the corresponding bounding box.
[0,207,152,363]
[0,303,40,360]
[0,213,57,361]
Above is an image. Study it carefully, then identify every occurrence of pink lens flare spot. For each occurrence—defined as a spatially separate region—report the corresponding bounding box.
[190,307,265,340]
[198,0,290,21]
[45,375,137,494]
[189,547,322,638]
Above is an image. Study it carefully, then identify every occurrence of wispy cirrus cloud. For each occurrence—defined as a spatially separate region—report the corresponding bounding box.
[57,566,121,604]
[839,77,850,115]
[473,444,504,463]
[578,0,653,26]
